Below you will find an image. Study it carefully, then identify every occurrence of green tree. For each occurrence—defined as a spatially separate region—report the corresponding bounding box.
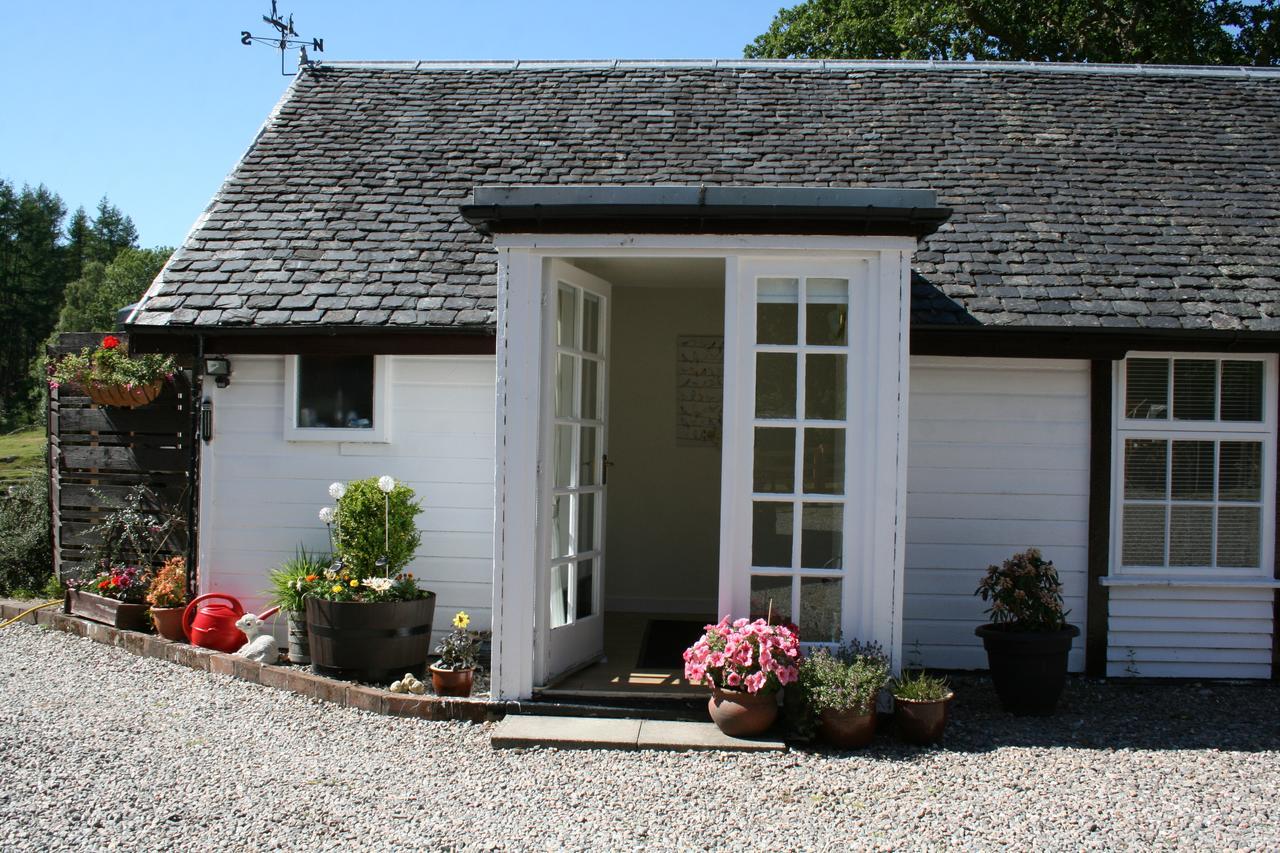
[745,0,1278,64]
[64,206,90,283]
[55,246,171,334]
[0,180,66,429]
[86,196,138,265]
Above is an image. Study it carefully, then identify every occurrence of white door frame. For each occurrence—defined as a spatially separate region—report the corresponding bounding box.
[490,235,916,700]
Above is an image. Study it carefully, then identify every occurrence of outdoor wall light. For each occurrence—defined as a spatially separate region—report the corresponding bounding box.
[204,356,232,388]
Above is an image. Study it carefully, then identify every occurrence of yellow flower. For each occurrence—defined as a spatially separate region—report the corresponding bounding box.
[330,584,343,594]
[452,611,470,630]
[350,579,359,588]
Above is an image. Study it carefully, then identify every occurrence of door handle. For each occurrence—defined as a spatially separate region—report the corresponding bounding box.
[602,453,614,485]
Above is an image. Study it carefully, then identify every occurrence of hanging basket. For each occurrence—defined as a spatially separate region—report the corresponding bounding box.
[84,380,164,409]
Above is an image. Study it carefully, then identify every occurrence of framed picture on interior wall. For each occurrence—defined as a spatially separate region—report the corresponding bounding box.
[676,335,723,446]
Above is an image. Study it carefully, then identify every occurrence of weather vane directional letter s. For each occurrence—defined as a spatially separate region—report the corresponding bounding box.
[240,0,325,76]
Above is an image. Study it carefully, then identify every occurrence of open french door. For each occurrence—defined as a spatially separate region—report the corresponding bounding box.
[539,260,611,684]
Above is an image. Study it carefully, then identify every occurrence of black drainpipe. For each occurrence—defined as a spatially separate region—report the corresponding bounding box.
[185,334,204,602]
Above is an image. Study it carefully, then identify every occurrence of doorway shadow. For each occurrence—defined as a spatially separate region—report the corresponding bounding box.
[800,675,1280,757]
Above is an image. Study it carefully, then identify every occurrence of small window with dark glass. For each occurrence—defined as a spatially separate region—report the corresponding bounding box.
[296,355,375,430]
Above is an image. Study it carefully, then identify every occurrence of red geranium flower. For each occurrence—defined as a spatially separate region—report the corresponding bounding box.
[101,335,121,350]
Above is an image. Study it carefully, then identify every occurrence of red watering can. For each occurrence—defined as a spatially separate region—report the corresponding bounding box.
[182,593,279,653]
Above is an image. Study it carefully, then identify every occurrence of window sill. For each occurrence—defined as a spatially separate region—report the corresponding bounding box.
[1099,576,1280,589]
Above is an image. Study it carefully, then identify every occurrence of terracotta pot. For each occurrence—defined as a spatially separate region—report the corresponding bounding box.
[893,693,954,745]
[707,687,778,737]
[66,590,149,631]
[85,380,163,409]
[975,623,1080,716]
[306,594,436,683]
[150,606,187,642]
[430,665,474,697]
[819,707,878,748]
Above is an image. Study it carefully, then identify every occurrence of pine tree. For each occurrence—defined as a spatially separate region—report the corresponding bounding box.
[87,197,138,265]
[64,206,91,283]
[0,180,66,428]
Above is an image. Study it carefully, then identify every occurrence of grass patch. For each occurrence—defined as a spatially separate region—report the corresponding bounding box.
[0,428,45,486]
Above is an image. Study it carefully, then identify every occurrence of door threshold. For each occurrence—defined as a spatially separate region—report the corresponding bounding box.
[534,687,703,702]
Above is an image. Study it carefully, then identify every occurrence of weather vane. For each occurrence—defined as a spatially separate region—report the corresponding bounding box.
[240,1,325,76]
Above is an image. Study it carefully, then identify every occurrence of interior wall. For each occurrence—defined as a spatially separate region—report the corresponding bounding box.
[605,284,724,614]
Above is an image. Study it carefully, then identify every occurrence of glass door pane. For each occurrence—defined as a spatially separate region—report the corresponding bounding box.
[747,272,852,644]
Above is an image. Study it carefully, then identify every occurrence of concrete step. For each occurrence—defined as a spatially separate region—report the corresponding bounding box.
[490,714,787,752]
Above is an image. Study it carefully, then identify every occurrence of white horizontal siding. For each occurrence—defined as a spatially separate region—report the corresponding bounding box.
[1106,585,1275,678]
[198,354,496,647]
[904,356,1091,672]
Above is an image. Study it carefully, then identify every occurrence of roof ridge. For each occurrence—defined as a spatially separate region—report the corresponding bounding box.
[312,58,1280,79]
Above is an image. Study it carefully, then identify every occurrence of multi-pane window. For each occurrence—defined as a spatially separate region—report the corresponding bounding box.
[1116,356,1273,574]
[748,276,850,642]
[548,283,605,628]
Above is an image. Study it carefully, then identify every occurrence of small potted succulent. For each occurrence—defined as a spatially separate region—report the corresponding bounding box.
[145,556,188,641]
[49,334,176,408]
[266,546,330,665]
[794,640,890,748]
[891,670,953,745]
[66,565,152,631]
[975,547,1079,715]
[431,610,490,697]
[683,616,801,737]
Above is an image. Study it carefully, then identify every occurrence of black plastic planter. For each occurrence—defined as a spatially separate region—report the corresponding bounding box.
[306,595,436,684]
[975,623,1080,716]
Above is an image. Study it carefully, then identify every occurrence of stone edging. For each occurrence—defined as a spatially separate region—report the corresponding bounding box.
[0,599,513,723]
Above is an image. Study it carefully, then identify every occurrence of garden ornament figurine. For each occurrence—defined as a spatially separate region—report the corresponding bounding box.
[234,612,280,664]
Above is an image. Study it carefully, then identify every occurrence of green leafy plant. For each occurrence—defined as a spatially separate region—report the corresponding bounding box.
[891,669,951,702]
[330,476,422,577]
[49,335,175,393]
[82,484,185,575]
[797,640,891,715]
[434,610,491,671]
[305,477,430,604]
[267,546,330,612]
[0,470,53,596]
[975,547,1069,631]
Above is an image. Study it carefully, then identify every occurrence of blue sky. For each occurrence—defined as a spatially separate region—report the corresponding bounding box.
[1,0,785,248]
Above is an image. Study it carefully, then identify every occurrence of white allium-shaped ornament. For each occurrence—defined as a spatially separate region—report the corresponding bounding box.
[328,481,346,499]
[377,475,395,494]
[318,506,335,524]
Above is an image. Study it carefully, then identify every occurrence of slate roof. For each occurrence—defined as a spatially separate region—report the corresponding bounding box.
[128,60,1280,334]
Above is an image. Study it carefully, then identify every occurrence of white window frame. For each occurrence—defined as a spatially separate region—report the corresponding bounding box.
[283,354,391,443]
[1111,352,1276,579]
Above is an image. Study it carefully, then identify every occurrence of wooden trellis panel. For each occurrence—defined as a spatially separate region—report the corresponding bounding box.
[48,333,195,581]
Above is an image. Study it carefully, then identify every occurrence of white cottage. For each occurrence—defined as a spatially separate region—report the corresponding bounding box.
[126,60,1280,698]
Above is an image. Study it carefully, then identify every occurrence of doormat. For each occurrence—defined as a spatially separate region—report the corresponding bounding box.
[636,619,709,670]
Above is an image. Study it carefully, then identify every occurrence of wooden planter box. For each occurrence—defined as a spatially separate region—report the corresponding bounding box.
[306,595,436,684]
[65,589,150,632]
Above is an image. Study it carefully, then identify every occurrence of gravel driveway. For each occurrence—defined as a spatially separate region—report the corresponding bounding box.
[2,623,1277,851]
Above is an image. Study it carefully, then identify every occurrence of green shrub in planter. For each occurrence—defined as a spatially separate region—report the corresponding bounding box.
[331,476,422,577]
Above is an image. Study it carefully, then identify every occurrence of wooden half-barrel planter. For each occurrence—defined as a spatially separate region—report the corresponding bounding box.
[65,589,150,632]
[305,595,437,684]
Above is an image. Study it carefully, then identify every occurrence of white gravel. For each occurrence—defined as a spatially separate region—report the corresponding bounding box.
[1,623,1277,851]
